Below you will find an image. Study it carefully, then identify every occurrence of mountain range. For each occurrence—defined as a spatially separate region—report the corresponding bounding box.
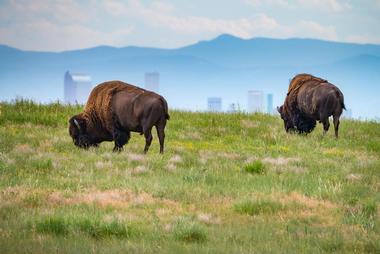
[1,34,379,119]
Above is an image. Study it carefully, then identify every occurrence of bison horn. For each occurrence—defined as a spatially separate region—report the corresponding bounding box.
[73,119,81,131]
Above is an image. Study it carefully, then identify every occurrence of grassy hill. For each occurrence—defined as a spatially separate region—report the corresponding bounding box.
[0,100,379,253]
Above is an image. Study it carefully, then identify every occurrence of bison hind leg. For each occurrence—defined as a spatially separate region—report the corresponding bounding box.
[333,115,340,138]
[113,130,130,152]
[321,118,330,136]
[156,118,167,154]
[143,128,153,154]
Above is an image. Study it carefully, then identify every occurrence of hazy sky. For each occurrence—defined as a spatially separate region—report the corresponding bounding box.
[0,0,380,51]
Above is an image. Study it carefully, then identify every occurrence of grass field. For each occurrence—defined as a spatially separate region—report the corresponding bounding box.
[0,100,379,253]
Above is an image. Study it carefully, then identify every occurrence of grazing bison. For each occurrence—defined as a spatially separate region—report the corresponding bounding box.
[278,74,345,138]
[69,81,169,153]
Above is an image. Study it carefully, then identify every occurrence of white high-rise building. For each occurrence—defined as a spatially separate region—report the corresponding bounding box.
[266,93,273,114]
[208,97,222,112]
[247,90,263,113]
[64,71,92,104]
[145,72,159,93]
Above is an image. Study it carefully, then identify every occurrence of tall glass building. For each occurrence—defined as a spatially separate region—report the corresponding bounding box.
[64,71,92,104]
[247,90,263,113]
[267,93,273,114]
[144,72,160,93]
[207,97,222,112]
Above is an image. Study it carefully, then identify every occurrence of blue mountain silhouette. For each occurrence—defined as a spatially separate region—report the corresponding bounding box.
[1,34,379,118]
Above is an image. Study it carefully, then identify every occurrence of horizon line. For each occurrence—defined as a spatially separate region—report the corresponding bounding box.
[1,34,380,53]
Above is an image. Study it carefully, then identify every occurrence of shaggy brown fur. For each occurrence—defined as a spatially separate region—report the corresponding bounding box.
[278,74,345,137]
[69,81,169,153]
[283,74,327,122]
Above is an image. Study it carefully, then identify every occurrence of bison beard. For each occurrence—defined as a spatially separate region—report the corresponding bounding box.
[292,113,316,134]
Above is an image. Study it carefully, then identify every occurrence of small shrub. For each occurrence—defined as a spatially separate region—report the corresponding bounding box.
[30,159,53,172]
[362,200,377,218]
[172,217,207,243]
[244,160,265,174]
[319,233,344,252]
[234,199,284,215]
[35,216,133,239]
[36,216,69,235]
[344,199,377,229]
[76,218,131,239]
[183,174,202,183]
[23,193,43,207]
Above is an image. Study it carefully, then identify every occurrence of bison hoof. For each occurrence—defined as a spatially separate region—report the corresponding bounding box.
[113,146,123,152]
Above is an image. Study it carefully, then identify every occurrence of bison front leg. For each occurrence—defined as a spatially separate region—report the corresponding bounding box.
[113,130,130,152]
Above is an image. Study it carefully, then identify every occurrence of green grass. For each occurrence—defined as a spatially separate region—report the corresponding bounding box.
[244,160,265,174]
[35,216,69,235]
[234,199,285,215]
[0,100,379,253]
[171,217,208,243]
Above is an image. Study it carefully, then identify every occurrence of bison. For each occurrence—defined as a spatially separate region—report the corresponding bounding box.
[278,74,345,138]
[69,81,169,153]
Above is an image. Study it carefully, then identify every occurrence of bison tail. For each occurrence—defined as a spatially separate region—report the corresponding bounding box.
[159,97,170,120]
[335,90,346,110]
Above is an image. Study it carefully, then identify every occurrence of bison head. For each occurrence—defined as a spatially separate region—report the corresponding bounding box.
[69,114,96,149]
[277,105,295,132]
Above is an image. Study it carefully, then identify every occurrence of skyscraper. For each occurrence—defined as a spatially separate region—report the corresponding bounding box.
[247,90,263,113]
[267,93,273,114]
[207,97,222,112]
[145,72,159,93]
[64,71,92,104]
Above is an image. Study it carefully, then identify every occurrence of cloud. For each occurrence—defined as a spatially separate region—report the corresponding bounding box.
[0,0,134,51]
[245,0,290,7]
[293,20,338,41]
[103,0,279,38]
[346,34,380,45]
[108,1,337,42]
[245,0,351,12]
[142,13,279,38]
[0,17,133,51]
[0,0,93,25]
[0,0,377,50]
[296,0,351,12]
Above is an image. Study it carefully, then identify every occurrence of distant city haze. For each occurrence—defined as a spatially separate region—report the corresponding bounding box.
[1,1,379,119]
[0,34,379,119]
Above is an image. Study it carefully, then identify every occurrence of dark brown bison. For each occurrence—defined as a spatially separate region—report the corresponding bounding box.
[278,74,345,138]
[69,81,169,153]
